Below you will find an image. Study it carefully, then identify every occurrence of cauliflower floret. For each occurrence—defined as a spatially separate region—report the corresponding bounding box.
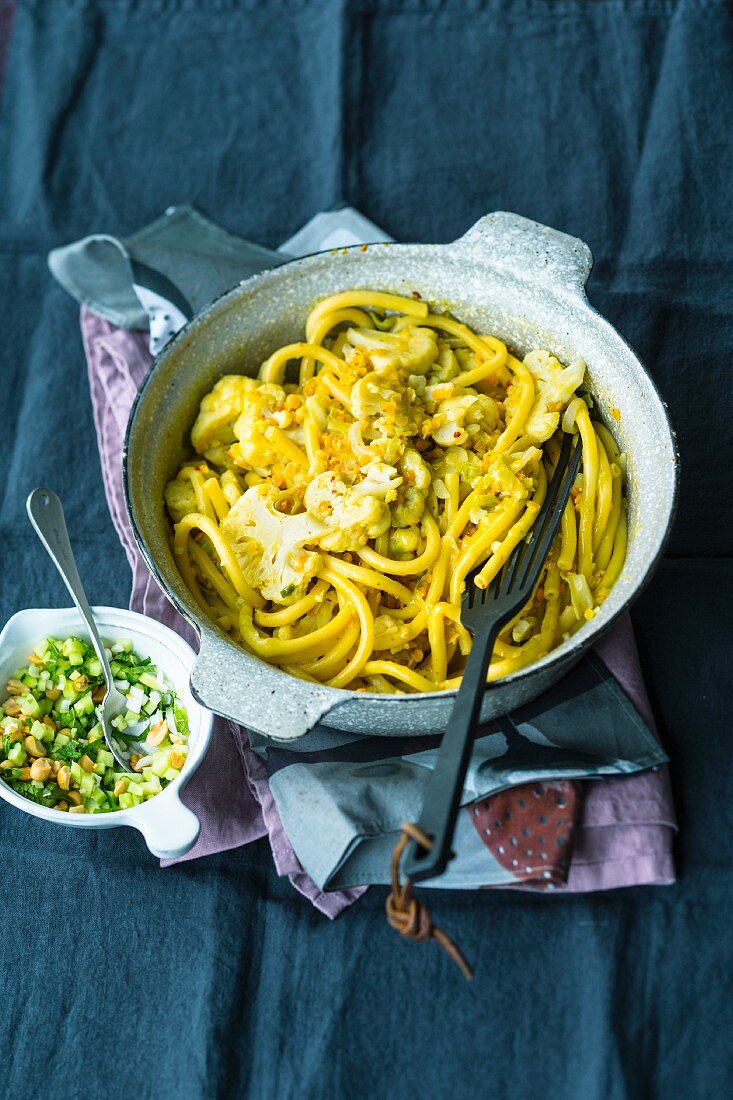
[220,483,325,602]
[230,383,289,471]
[431,395,480,446]
[351,460,403,501]
[190,375,260,464]
[350,373,398,420]
[427,344,461,384]
[220,470,244,507]
[164,471,198,524]
[400,448,431,492]
[304,472,391,551]
[345,326,438,376]
[515,351,586,443]
[390,448,431,528]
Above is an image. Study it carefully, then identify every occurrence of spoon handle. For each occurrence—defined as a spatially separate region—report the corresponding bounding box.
[26,488,115,687]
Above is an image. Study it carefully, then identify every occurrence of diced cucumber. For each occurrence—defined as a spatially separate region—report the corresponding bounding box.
[79,773,97,798]
[162,767,180,783]
[118,792,134,809]
[8,742,26,766]
[54,732,70,749]
[95,749,114,770]
[150,751,172,778]
[86,658,102,678]
[73,692,94,715]
[70,761,83,786]
[18,694,40,718]
[139,672,158,690]
[31,719,50,743]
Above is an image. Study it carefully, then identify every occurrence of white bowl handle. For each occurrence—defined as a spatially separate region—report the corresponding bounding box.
[129,792,201,859]
[452,211,593,299]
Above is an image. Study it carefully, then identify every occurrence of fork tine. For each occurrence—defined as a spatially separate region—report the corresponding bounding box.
[518,433,582,590]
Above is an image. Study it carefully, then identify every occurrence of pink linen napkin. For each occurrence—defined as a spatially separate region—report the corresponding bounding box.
[82,307,364,916]
[81,305,675,906]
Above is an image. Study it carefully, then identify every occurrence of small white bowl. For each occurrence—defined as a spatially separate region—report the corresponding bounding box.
[0,606,214,859]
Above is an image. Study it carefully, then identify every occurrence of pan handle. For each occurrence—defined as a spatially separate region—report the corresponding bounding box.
[453,211,593,298]
[189,629,344,741]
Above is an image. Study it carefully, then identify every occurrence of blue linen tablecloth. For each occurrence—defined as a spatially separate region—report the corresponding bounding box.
[1,1,732,1098]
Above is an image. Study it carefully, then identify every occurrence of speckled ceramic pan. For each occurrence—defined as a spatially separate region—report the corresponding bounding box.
[123,212,678,742]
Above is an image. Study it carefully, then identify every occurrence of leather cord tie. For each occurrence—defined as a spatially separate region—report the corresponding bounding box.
[386,822,473,981]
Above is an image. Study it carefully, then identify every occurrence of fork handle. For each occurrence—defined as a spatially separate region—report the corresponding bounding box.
[403,620,501,883]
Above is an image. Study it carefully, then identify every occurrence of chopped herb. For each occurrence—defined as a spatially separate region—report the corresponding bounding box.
[53,739,87,763]
[280,583,296,598]
[172,705,190,738]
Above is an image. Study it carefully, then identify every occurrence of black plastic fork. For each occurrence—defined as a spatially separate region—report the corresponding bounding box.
[403,431,583,882]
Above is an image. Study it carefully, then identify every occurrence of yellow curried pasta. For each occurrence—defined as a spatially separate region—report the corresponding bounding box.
[164,292,627,693]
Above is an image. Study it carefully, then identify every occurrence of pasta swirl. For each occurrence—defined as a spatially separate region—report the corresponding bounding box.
[165,291,627,692]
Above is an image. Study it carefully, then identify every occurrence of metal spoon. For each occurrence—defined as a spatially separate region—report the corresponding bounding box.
[26,488,132,772]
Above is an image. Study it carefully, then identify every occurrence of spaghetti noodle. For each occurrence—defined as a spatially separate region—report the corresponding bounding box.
[164,291,627,693]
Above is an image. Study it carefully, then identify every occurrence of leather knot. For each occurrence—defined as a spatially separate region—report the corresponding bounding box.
[386,822,473,980]
[386,890,432,942]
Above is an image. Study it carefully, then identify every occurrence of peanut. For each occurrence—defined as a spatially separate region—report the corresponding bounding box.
[42,715,56,730]
[23,736,46,758]
[71,674,88,692]
[57,765,71,790]
[170,752,185,770]
[50,760,61,776]
[3,699,21,717]
[45,686,61,701]
[27,653,44,666]
[147,721,168,748]
[113,779,128,797]
[18,767,33,781]
[5,678,24,696]
[68,805,86,814]
[92,685,106,703]
[80,754,95,773]
[54,801,69,812]
[0,760,15,771]
[30,758,52,782]
[66,789,83,806]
